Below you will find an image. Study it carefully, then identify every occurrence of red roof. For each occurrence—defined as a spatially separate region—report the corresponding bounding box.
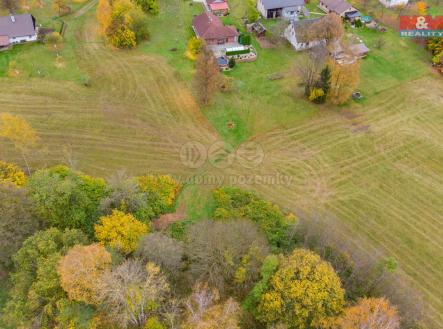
[192,12,238,40]
[0,35,9,47]
[209,2,229,10]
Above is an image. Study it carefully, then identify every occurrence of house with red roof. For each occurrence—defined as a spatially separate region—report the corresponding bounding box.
[206,0,230,16]
[192,12,239,46]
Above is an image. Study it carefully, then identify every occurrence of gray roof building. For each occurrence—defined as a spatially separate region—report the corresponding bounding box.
[261,0,305,9]
[0,14,37,39]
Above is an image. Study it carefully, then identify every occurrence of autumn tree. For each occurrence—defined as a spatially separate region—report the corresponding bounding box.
[337,298,400,329]
[194,46,222,106]
[185,220,269,297]
[97,0,112,34]
[328,60,360,105]
[310,13,344,45]
[0,0,18,10]
[28,166,108,236]
[213,187,297,251]
[137,174,181,217]
[186,37,204,60]
[256,249,345,329]
[95,209,149,254]
[184,284,241,329]
[295,45,329,97]
[3,228,88,328]
[53,0,70,16]
[99,171,146,215]
[135,0,159,15]
[136,232,184,280]
[0,183,40,271]
[0,113,39,174]
[0,160,26,187]
[58,244,112,305]
[98,260,174,328]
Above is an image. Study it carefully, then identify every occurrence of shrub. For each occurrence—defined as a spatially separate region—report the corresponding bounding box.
[239,34,252,45]
[212,187,297,250]
[137,174,181,217]
[186,37,204,60]
[0,160,26,186]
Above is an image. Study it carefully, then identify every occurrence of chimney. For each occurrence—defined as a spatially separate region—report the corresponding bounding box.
[10,15,16,23]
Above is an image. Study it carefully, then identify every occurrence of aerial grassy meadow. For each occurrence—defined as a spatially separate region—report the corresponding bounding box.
[1,0,443,327]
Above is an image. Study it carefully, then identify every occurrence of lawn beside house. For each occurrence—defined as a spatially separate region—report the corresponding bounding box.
[0,1,89,82]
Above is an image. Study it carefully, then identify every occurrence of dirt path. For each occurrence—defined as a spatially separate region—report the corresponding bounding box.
[73,0,98,18]
[153,203,186,231]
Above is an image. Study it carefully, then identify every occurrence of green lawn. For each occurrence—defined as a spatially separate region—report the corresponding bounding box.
[0,1,89,81]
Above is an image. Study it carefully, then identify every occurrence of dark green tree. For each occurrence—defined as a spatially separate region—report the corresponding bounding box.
[27,166,108,236]
[0,184,41,271]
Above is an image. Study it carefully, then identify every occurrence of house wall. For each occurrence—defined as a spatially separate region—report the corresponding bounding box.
[284,24,323,51]
[282,6,302,19]
[257,0,267,18]
[9,34,37,44]
[379,0,408,7]
[318,1,330,13]
[205,36,237,45]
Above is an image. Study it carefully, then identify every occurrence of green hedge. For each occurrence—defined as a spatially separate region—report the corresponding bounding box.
[226,48,250,56]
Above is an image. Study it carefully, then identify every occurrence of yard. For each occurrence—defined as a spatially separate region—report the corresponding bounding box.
[1,0,443,327]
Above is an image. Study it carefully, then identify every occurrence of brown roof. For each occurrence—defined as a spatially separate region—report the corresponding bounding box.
[0,14,36,38]
[321,0,352,14]
[192,12,238,40]
[0,35,9,46]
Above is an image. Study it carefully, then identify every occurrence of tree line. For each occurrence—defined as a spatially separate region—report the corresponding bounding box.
[0,159,426,329]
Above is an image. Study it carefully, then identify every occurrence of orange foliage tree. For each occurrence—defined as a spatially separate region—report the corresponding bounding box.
[337,297,400,329]
[58,244,112,305]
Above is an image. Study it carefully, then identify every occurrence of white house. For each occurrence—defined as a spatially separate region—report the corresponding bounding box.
[284,18,325,51]
[378,0,408,7]
[257,0,306,20]
[0,14,37,49]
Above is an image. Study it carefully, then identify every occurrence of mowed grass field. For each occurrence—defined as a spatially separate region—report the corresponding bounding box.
[1,0,443,327]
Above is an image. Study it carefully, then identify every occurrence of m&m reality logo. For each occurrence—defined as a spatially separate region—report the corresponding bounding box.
[400,16,443,37]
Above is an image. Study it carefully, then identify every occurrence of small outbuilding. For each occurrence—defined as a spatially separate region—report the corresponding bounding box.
[247,21,267,37]
[349,43,369,58]
[206,0,230,16]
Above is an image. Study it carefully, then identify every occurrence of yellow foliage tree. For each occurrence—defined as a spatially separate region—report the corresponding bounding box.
[0,113,39,174]
[138,174,181,209]
[0,160,26,187]
[95,210,149,254]
[308,87,325,102]
[415,1,427,15]
[336,298,400,329]
[97,0,112,34]
[58,244,112,305]
[186,37,204,60]
[257,249,345,329]
[328,61,360,105]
